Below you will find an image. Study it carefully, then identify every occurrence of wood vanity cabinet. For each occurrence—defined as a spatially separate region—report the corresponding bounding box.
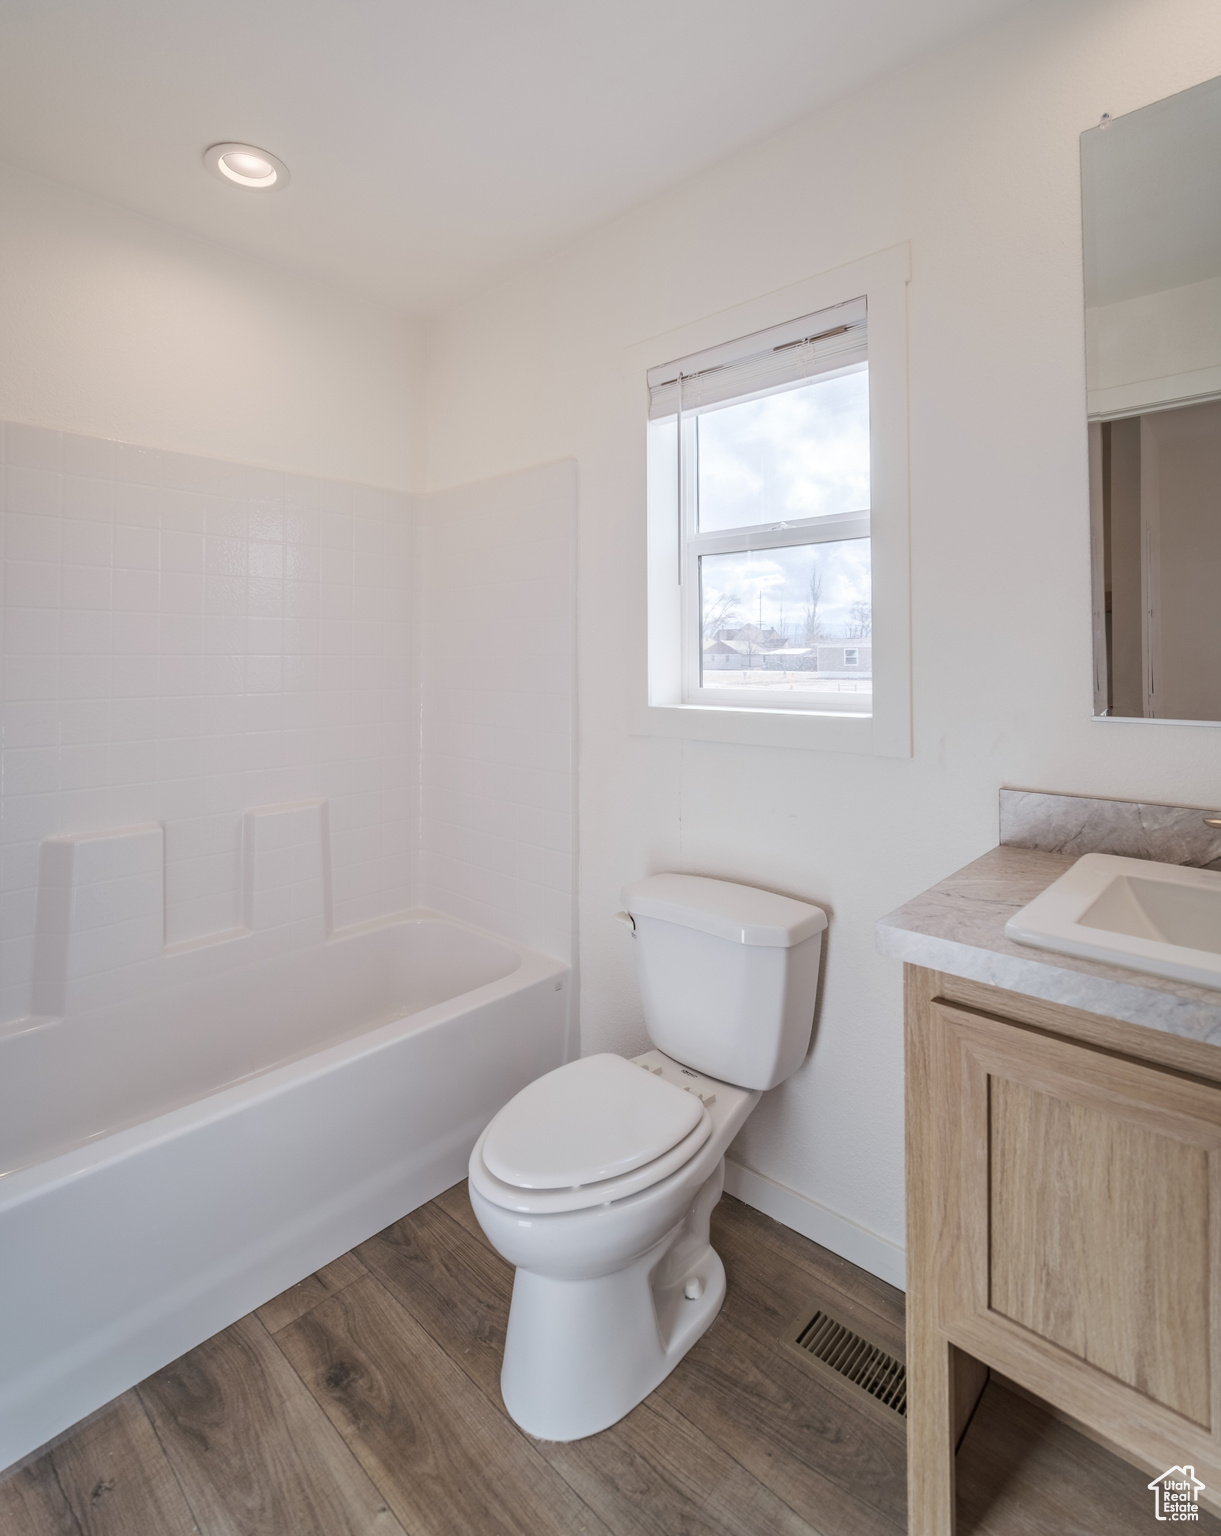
[906,965,1221,1535]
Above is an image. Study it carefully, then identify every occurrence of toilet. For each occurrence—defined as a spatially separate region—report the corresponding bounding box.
[469,872,827,1442]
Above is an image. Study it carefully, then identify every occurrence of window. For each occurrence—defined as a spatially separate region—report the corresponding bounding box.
[648,299,872,715]
[635,244,911,756]
[844,648,859,667]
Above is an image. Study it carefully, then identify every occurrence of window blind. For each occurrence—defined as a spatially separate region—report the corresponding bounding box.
[647,297,867,420]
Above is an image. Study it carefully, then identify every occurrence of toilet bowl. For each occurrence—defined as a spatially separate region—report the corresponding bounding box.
[470,1049,759,1440]
[470,874,827,1442]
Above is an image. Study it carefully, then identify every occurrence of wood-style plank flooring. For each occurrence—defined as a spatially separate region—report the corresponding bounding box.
[0,1185,1206,1535]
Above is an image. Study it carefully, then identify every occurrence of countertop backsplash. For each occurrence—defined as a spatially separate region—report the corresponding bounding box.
[999,788,1221,870]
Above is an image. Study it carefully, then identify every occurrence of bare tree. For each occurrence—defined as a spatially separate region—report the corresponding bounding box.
[703,591,740,641]
[802,569,824,647]
[847,599,872,638]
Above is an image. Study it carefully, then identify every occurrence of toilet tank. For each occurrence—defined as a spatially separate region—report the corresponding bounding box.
[621,874,828,1091]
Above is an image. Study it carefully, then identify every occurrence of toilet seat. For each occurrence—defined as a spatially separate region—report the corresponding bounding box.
[470,1053,714,1215]
[484,1053,704,1188]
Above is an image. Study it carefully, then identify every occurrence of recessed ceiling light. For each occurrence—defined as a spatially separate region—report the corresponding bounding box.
[203,142,289,191]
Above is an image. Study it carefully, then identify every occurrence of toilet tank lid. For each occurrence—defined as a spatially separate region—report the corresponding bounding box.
[622,873,827,947]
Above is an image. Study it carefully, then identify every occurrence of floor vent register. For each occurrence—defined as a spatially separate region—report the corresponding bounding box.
[784,1308,907,1418]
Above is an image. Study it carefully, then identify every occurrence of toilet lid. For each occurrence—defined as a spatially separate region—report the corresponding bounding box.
[481,1053,705,1190]
[470,1112,712,1214]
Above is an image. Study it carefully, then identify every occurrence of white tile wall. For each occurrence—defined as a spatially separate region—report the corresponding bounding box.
[416,461,577,962]
[0,422,414,1025]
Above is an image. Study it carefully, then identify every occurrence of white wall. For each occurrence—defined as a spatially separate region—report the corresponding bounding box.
[416,461,577,966]
[0,161,424,491]
[424,0,1221,1278]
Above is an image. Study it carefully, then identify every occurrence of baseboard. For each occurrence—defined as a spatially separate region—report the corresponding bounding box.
[723,1159,907,1292]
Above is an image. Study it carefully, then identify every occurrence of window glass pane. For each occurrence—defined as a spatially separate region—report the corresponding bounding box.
[699,540,871,696]
[696,365,870,534]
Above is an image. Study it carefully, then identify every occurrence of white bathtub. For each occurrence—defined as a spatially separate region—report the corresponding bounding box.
[0,911,569,1471]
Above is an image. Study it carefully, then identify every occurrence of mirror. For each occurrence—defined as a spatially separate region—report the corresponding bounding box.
[1082,75,1221,722]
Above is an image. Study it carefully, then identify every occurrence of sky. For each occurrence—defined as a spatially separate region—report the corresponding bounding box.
[700,539,871,643]
[696,366,872,640]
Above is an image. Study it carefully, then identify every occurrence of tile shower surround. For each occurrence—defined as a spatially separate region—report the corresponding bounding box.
[0,423,576,1026]
[0,422,412,1024]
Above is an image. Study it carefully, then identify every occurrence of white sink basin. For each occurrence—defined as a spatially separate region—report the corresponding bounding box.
[1005,852,1221,991]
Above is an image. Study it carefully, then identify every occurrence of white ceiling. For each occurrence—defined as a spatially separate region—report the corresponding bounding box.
[0,0,1033,315]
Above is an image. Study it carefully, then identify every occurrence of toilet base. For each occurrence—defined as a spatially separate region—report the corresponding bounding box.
[499,1164,726,1441]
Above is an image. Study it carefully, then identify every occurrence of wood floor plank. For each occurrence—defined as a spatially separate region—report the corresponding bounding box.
[0,1461,81,1536]
[431,1178,490,1246]
[276,1273,612,1536]
[711,1202,909,1436]
[714,1196,905,1349]
[957,1380,1221,1535]
[541,1390,822,1536]
[356,1196,512,1400]
[256,1251,369,1334]
[362,1189,845,1534]
[10,1180,1192,1536]
[42,1390,199,1536]
[657,1309,907,1536]
[138,1314,405,1536]
[0,1389,200,1536]
[396,1179,905,1532]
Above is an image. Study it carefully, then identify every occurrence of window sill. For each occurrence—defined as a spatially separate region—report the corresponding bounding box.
[632,703,875,753]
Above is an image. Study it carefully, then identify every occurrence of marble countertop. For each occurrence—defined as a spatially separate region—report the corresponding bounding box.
[876,844,1221,1046]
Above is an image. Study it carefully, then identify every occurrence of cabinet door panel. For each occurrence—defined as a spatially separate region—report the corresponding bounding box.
[990,1075,1211,1425]
[928,998,1221,1473]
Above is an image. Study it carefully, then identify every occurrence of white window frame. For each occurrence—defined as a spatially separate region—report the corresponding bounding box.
[626,244,911,757]
[663,309,871,715]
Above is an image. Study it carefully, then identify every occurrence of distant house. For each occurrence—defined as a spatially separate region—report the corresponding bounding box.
[816,641,872,675]
[718,622,788,650]
[702,635,872,675]
[704,640,814,672]
[755,647,812,671]
[702,638,746,670]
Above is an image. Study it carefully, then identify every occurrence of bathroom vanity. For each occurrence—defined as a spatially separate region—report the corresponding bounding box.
[879,795,1221,1535]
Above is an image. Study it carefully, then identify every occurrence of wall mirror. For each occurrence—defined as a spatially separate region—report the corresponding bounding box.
[1082,74,1221,723]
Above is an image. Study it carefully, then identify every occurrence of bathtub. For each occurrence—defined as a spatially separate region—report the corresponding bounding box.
[0,910,569,1471]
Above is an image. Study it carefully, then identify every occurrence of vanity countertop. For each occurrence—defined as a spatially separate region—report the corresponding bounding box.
[876,844,1221,1046]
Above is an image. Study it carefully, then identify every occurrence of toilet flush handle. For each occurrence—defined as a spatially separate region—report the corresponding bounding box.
[614,911,636,935]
